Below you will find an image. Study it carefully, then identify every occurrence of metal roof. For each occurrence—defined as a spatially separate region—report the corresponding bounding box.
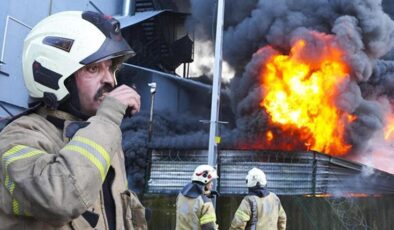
[147,149,394,196]
[122,63,211,92]
[117,10,189,29]
[117,11,164,28]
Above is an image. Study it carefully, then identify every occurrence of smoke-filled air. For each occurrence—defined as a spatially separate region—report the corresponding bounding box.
[123,0,394,190]
[188,0,394,174]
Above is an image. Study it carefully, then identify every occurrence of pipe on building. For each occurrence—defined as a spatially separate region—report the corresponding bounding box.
[148,82,156,142]
[123,0,136,16]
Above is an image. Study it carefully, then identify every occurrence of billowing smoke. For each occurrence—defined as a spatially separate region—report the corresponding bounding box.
[187,0,394,170]
[180,40,235,83]
[122,111,211,192]
[123,0,394,191]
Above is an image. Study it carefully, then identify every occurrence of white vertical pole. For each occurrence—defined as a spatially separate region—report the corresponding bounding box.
[208,0,225,206]
[123,0,135,16]
[122,0,131,16]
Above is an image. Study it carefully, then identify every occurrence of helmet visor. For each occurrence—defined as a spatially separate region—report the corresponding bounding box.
[80,37,135,65]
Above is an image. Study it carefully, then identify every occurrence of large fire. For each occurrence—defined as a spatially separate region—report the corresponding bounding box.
[258,36,354,156]
[384,113,394,140]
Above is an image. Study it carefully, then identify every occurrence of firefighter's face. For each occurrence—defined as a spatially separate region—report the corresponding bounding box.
[205,181,213,191]
[74,60,115,116]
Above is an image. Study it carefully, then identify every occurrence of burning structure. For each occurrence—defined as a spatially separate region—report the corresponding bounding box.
[218,0,394,170]
[148,149,394,196]
[117,0,394,196]
[0,0,393,229]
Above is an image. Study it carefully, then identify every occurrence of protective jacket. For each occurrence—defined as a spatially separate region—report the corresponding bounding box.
[229,188,286,230]
[0,96,147,230]
[176,182,218,230]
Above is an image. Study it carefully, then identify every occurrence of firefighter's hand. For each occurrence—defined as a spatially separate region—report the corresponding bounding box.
[205,190,220,198]
[107,84,141,115]
[210,190,220,197]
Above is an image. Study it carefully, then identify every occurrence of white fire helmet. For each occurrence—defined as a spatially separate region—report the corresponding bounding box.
[22,11,135,102]
[191,165,218,184]
[246,167,267,188]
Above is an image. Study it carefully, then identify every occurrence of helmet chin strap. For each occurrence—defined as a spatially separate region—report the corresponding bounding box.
[58,76,89,120]
[42,92,59,109]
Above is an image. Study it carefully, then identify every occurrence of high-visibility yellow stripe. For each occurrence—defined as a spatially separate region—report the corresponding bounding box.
[4,149,44,168]
[12,198,31,216]
[68,139,109,173]
[4,148,45,194]
[64,145,106,181]
[2,145,26,158]
[9,181,15,194]
[235,209,250,221]
[1,145,44,216]
[200,214,216,225]
[4,175,11,190]
[12,198,20,215]
[73,136,110,167]
[3,145,44,192]
[2,146,35,175]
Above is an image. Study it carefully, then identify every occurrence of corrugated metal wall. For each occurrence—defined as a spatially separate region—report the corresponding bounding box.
[148,150,207,193]
[148,149,394,195]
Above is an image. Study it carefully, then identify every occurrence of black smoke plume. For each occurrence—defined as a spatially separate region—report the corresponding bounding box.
[122,0,394,191]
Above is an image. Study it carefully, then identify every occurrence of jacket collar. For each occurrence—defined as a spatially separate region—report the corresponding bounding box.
[248,186,270,197]
[181,182,205,198]
[37,107,80,122]
[36,107,89,140]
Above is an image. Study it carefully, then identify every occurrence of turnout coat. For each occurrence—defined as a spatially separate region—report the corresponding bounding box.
[0,97,147,230]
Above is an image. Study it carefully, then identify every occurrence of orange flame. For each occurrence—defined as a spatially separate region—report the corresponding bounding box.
[259,36,354,156]
[304,193,381,198]
[266,130,274,142]
[384,113,394,140]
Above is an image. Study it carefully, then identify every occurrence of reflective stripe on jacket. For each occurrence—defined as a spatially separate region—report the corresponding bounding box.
[0,96,147,230]
[229,193,287,230]
[176,193,218,230]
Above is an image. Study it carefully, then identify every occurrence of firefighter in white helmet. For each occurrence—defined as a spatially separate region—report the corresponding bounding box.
[176,164,220,230]
[0,11,147,229]
[229,167,287,230]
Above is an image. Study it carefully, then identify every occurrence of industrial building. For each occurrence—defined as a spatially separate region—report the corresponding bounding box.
[1,0,394,229]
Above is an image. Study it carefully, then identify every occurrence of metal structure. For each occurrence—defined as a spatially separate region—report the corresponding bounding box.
[208,0,225,167]
[119,9,193,73]
[148,150,208,194]
[148,82,157,142]
[0,1,393,229]
[207,0,225,206]
[147,149,394,195]
[323,197,369,230]
[0,0,193,117]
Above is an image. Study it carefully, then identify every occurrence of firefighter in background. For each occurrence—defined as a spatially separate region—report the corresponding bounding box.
[229,168,287,230]
[0,11,147,229]
[176,164,220,230]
